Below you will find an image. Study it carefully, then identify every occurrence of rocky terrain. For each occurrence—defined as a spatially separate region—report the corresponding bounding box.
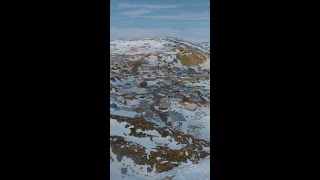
[109,37,211,179]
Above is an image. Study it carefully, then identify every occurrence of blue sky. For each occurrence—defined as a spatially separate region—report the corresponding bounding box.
[110,0,210,43]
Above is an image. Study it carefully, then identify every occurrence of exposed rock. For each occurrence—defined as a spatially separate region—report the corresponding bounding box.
[110,115,210,173]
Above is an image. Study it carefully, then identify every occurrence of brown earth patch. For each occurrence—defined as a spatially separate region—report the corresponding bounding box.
[110,115,210,173]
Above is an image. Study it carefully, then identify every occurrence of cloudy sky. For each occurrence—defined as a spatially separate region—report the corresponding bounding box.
[110,0,210,43]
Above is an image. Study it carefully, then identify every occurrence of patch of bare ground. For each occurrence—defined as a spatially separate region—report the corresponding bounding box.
[171,48,208,66]
[110,115,210,173]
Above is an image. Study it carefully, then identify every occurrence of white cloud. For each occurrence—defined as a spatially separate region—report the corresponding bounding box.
[140,13,210,21]
[110,27,210,43]
[120,9,152,16]
[111,2,210,43]
[113,12,209,21]
[117,3,181,9]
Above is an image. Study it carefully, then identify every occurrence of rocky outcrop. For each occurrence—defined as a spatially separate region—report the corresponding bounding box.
[110,115,210,173]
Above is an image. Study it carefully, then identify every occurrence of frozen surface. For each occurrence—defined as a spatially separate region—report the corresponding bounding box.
[110,155,211,180]
[110,109,140,117]
[110,37,211,180]
[110,118,187,153]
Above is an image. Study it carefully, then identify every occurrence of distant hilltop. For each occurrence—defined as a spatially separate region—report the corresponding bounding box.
[110,36,210,68]
[110,36,210,54]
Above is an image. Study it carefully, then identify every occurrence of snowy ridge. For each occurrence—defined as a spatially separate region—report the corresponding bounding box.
[197,42,210,52]
[110,36,210,55]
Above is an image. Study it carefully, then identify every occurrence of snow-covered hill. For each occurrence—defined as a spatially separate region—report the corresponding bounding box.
[109,36,211,180]
[111,37,210,55]
[111,37,210,69]
[197,42,210,52]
